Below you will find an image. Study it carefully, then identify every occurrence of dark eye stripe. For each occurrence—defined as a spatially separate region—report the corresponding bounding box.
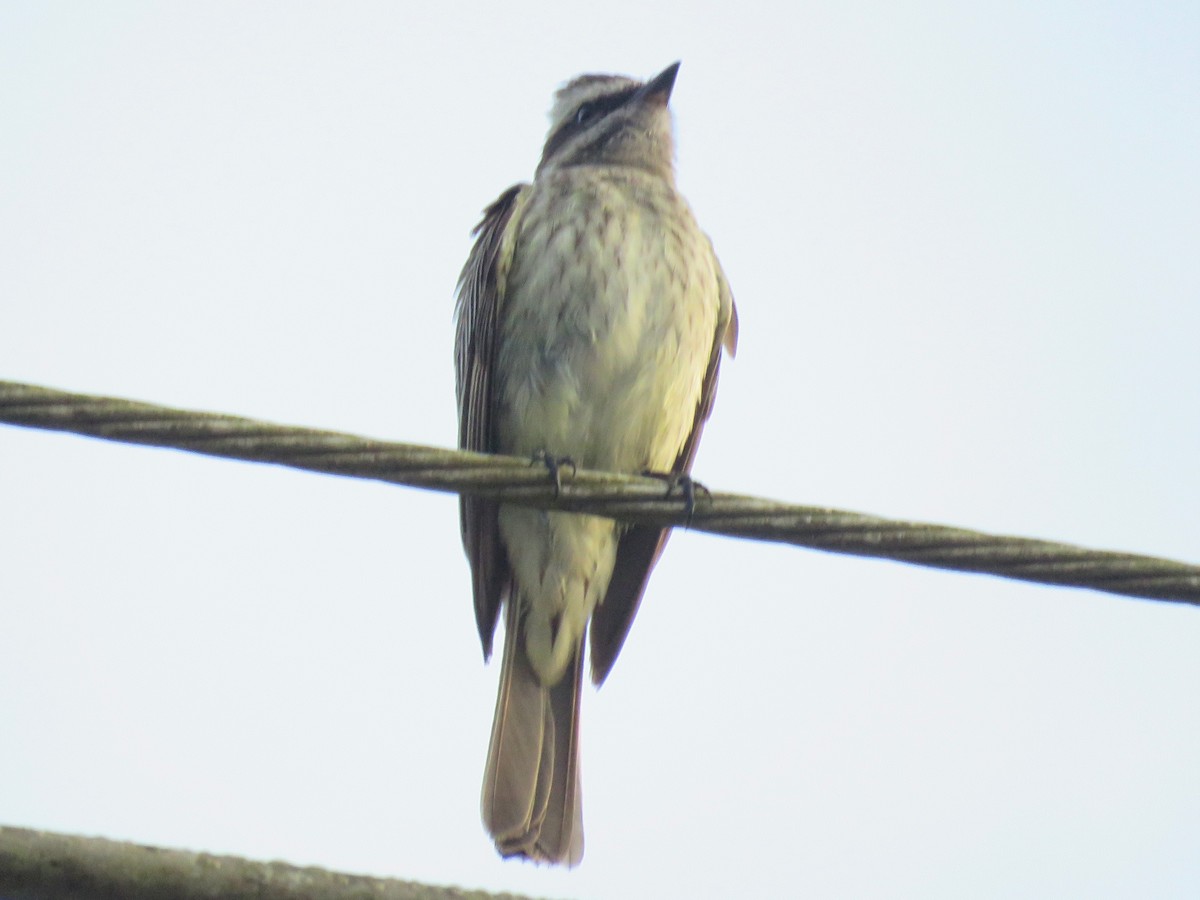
[540,86,640,164]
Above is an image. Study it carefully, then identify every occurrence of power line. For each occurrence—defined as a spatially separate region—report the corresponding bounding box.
[0,825,527,900]
[2,379,1197,606]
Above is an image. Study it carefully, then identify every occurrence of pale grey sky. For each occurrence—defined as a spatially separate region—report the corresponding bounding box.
[2,3,1198,898]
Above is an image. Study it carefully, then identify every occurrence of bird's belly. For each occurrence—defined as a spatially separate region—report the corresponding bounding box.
[495,191,719,474]
[490,176,721,685]
[498,320,709,473]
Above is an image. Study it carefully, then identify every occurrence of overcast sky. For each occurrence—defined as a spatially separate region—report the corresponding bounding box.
[2,3,1198,898]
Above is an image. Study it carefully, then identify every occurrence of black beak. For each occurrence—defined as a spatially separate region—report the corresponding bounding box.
[636,61,681,107]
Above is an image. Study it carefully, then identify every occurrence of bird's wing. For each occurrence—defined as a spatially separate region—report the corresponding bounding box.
[455,183,528,658]
[589,249,738,684]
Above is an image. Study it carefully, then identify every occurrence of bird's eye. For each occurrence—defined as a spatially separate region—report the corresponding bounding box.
[574,103,596,126]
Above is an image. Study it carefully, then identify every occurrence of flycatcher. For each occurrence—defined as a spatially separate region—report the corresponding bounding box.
[454,61,738,865]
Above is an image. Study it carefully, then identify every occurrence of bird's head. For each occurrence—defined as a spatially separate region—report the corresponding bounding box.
[536,62,680,181]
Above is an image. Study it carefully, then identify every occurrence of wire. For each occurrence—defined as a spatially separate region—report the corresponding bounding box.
[0,825,485,900]
[2,379,1197,606]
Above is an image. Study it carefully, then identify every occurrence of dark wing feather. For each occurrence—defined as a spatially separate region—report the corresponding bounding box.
[455,184,526,658]
[589,253,739,685]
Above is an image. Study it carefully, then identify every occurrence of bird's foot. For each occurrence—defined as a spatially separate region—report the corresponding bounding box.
[642,471,711,526]
[531,450,577,498]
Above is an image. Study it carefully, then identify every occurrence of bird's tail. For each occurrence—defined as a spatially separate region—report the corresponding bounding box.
[481,597,584,866]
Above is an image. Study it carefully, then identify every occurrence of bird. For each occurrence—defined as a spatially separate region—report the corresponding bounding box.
[454,61,738,866]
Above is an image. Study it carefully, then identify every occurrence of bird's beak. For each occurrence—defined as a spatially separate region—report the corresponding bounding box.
[636,61,681,107]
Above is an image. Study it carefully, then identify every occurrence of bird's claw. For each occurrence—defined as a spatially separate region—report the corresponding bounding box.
[642,471,711,527]
[531,450,577,498]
